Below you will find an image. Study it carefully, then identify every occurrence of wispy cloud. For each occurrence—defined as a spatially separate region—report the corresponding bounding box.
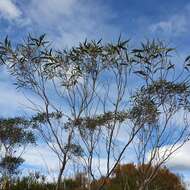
[15,0,120,46]
[0,0,21,20]
[149,15,187,36]
[165,141,190,171]
[0,69,42,117]
[148,3,190,37]
[23,143,116,179]
[23,144,59,172]
[0,0,120,46]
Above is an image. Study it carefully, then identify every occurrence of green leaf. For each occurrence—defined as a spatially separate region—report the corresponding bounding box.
[185,56,190,62]
[167,64,174,70]
[133,70,147,77]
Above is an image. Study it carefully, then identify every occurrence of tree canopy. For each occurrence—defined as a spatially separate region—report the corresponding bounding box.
[0,35,190,190]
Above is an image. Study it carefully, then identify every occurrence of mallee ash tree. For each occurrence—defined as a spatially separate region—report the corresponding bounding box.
[0,35,190,190]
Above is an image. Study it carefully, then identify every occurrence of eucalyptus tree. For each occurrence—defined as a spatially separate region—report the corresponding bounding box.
[75,40,190,190]
[1,35,190,190]
[127,40,190,190]
[0,117,35,189]
[0,35,133,190]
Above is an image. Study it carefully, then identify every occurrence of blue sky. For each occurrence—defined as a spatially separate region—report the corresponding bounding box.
[1,0,190,187]
[1,0,190,49]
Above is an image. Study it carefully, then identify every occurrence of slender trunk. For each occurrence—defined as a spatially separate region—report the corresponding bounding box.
[56,163,66,190]
[55,128,73,190]
[138,181,148,190]
[138,186,144,190]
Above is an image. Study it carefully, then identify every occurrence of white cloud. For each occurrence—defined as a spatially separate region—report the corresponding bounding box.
[24,0,119,47]
[28,0,77,22]
[0,0,21,20]
[22,144,59,182]
[148,3,190,37]
[165,141,190,171]
[146,141,190,189]
[0,69,42,117]
[23,144,59,172]
[145,140,190,172]
[26,144,190,184]
[0,0,120,46]
[149,15,187,35]
[0,85,40,117]
[23,143,116,180]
